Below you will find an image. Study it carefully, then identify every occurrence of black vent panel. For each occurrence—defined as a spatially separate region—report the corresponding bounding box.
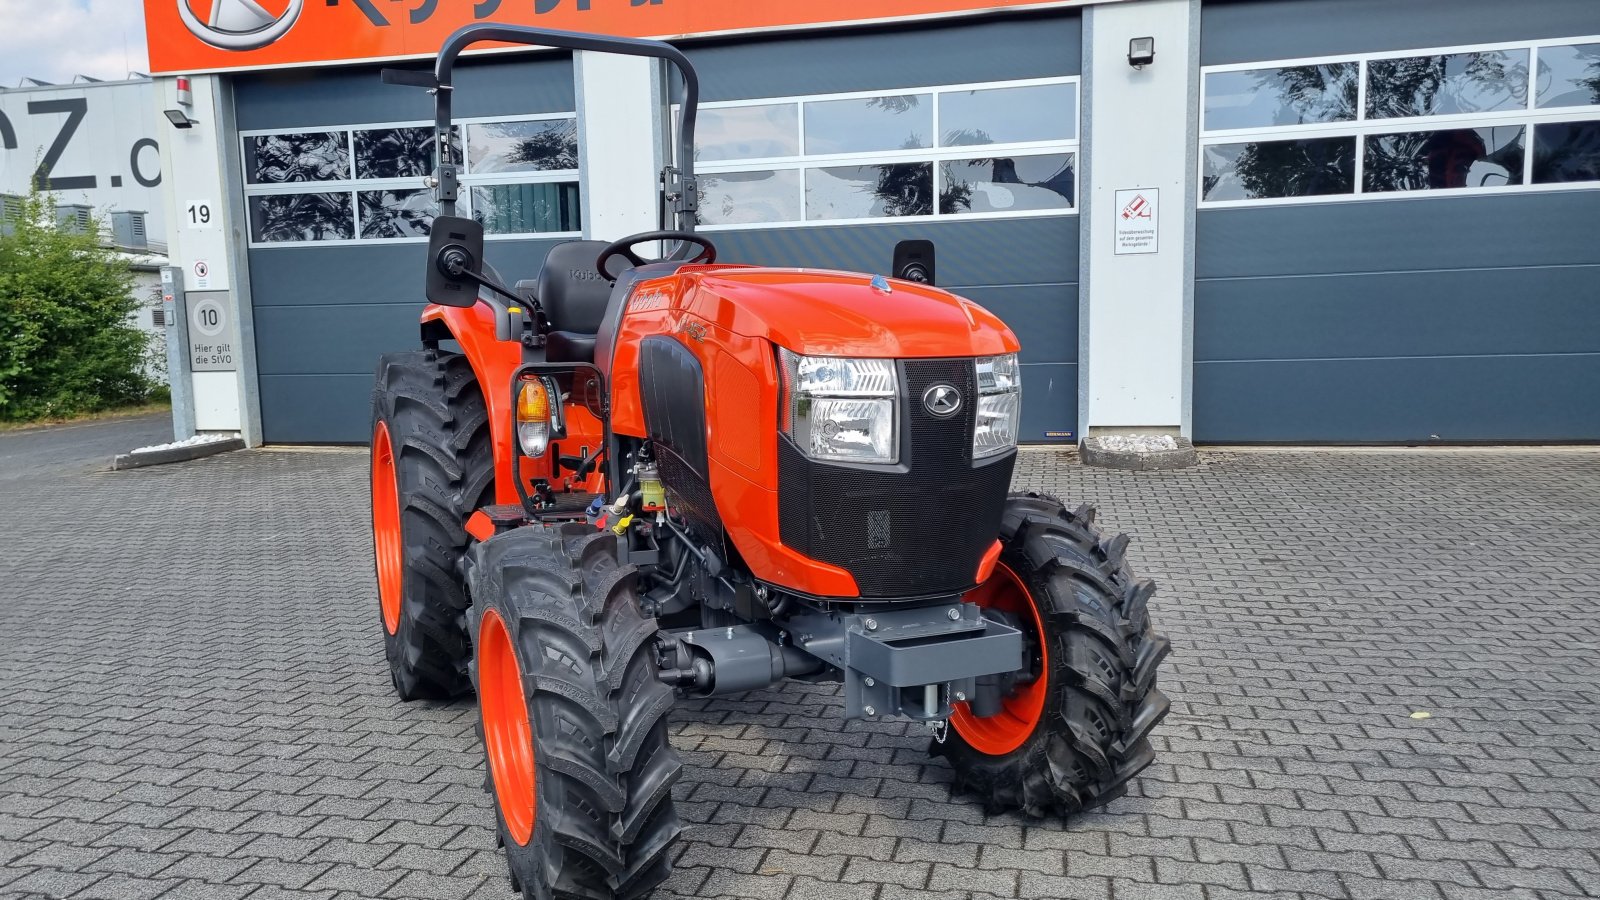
[778,358,1015,599]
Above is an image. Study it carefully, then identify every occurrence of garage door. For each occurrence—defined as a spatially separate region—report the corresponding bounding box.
[1195,0,1600,441]
[236,55,579,443]
[680,12,1084,442]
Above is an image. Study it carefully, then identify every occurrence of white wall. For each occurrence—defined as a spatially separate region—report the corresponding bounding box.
[1079,0,1195,436]
[0,79,168,241]
[154,74,257,439]
[575,51,665,242]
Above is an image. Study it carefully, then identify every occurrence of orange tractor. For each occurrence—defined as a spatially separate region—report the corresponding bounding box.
[371,24,1170,899]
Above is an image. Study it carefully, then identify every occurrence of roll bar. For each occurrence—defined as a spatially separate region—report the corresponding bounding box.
[387,24,700,235]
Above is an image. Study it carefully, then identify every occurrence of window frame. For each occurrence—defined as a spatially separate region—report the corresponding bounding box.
[239,111,582,248]
[682,75,1081,230]
[1199,34,1600,209]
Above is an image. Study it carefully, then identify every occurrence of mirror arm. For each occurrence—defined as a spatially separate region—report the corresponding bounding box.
[436,248,526,341]
[437,248,521,305]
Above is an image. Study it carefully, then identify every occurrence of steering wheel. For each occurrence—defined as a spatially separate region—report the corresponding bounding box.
[595,231,717,280]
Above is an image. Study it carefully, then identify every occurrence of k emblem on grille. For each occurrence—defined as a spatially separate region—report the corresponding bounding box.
[923,383,962,418]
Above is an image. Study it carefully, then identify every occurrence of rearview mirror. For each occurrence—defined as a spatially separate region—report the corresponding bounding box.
[426,216,487,308]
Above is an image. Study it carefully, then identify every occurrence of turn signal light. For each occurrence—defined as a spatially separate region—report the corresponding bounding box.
[517,379,552,457]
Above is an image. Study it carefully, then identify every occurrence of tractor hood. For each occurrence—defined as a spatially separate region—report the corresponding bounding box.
[682,268,1020,359]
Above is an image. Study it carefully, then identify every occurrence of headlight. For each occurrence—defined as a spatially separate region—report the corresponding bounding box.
[973,353,1020,458]
[780,348,898,464]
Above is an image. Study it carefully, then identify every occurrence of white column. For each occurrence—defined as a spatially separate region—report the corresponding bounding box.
[154,74,262,445]
[1079,0,1198,439]
[574,51,666,242]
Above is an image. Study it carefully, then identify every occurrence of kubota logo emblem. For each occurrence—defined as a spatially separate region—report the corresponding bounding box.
[179,0,304,51]
[923,384,962,418]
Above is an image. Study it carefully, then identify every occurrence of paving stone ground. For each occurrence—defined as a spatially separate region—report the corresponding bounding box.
[2,421,1598,900]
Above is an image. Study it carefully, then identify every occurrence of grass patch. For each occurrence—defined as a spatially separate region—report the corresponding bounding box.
[0,402,171,434]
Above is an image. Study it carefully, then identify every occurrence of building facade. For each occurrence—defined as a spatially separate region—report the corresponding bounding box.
[140,0,1600,445]
[2,77,170,367]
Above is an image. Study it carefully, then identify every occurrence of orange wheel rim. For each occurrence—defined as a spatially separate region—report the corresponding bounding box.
[480,608,537,845]
[372,421,403,635]
[950,561,1048,756]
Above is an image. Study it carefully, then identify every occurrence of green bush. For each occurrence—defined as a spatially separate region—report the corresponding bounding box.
[0,188,155,422]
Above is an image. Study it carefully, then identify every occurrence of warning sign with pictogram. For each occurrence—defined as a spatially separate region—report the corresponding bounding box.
[1114,188,1159,255]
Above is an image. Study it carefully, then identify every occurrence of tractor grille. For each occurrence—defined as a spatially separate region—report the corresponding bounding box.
[778,358,1016,599]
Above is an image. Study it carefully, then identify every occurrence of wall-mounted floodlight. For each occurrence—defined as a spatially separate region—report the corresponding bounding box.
[1129,36,1155,69]
[164,109,197,129]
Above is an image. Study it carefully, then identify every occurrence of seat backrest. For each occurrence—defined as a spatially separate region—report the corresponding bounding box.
[536,240,612,334]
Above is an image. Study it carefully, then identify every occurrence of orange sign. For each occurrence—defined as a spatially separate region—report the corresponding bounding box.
[145,0,1079,75]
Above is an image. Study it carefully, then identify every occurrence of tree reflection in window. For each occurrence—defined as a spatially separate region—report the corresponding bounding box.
[804,95,932,155]
[807,163,933,220]
[246,133,350,184]
[695,170,801,225]
[359,189,437,239]
[1204,63,1358,130]
[249,193,355,242]
[355,126,459,180]
[1366,50,1529,119]
[1536,44,1600,109]
[471,183,581,234]
[469,120,579,174]
[1203,137,1355,201]
[940,154,1075,214]
[1532,120,1600,183]
[1365,126,1525,192]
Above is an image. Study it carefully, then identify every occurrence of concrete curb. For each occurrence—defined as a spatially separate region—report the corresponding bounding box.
[1081,436,1199,471]
[111,438,246,471]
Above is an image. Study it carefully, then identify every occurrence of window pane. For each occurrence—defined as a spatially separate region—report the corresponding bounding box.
[1203,63,1358,130]
[696,170,801,225]
[1536,43,1600,108]
[355,126,458,180]
[249,192,354,242]
[245,132,349,184]
[1366,50,1529,119]
[940,83,1076,146]
[940,154,1074,214]
[471,183,581,234]
[1532,120,1600,183]
[696,104,799,162]
[359,189,438,238]
[469,120,578,173]
[805,163,934,219]
[804,95,933,155]
[1364,126,1524,192]
[1202,137,1355,201]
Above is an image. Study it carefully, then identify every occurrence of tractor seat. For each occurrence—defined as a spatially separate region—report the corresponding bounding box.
[535,240,612,364]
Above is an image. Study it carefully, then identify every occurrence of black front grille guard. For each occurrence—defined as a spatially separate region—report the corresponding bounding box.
[386,24,701,246]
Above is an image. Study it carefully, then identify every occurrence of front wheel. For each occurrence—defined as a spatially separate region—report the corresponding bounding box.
[934,492,1172,818]
[467,526,684,900]
[370,349,494,700]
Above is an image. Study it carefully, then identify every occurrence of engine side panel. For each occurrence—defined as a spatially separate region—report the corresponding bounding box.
[638,336,719,532]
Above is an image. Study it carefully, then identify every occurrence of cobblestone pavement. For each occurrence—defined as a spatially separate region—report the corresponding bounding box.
[2,431,1598,900]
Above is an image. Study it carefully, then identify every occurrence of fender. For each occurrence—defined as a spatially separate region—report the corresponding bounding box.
[420,303,526,506]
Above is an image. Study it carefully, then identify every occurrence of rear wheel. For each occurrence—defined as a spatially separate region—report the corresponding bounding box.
[370,349,493,700]
[468,526,684,900]
[935,491,1172,817]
